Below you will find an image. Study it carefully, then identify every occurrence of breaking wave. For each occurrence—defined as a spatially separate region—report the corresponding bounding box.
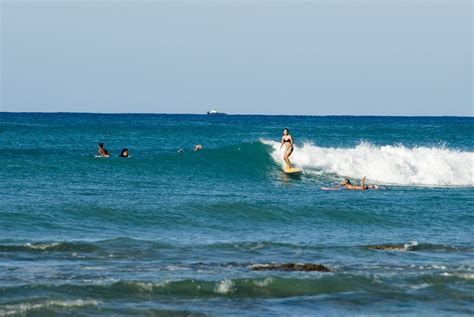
[264,140,474,186]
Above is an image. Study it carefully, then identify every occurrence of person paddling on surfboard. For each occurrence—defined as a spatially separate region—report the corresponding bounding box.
[194,144,202,152]
[97,143,110,157]
[280,128,294,169]
[336,177,378,190]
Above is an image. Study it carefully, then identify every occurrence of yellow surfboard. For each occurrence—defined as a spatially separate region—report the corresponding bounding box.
[283,167,303,174]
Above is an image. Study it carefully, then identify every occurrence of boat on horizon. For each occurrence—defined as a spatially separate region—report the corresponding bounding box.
[207,109,228,116]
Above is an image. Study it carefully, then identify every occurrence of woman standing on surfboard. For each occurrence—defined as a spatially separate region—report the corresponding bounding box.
[280,128,294,169]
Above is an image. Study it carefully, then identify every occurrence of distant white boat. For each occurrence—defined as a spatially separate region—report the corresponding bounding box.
[207,109,227,116]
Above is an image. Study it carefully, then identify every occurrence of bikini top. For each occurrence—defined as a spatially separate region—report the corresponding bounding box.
[283,139,291,143]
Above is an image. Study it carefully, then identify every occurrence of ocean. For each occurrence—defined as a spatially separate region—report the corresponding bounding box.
[0,113,473,316]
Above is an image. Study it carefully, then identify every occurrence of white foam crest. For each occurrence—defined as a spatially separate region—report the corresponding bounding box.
[0,299,100,316]
[263,140,474,186]
[403,241,419,251]
[253,277,275,287]
[25,242,60,250]
[129,281,154,292]
[122,280,172,292]
[214,279,235,294]
[409,283,431,290]
[440,272,474,280]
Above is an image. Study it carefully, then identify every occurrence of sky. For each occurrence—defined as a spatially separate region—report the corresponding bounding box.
[1,0,472,115]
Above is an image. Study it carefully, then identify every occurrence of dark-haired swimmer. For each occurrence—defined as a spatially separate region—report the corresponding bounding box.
[336,177,378,190]
[119,148,129,158]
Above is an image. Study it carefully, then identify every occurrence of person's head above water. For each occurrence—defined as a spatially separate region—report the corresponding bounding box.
[341,178,351,185]
[98,143,104,148]
[120,148,129,157]
[283,128,289,136]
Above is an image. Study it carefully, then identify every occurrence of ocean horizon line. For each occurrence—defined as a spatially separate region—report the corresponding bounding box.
[1,111,472,118]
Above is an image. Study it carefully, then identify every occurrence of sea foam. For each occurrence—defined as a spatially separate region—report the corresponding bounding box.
[0,299,99,316]
[264,140,474,186]
[215,279,235,294]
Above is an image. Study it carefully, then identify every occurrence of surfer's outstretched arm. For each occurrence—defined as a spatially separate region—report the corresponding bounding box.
[361,177,380,190]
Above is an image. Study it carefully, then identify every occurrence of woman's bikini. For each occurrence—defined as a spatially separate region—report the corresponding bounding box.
[283,138,292,151]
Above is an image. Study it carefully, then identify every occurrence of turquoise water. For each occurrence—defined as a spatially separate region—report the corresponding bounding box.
[0,113,473,316]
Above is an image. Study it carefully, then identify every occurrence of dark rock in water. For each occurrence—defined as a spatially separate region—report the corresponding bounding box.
[366,244,407,251]
[249,263,330,272]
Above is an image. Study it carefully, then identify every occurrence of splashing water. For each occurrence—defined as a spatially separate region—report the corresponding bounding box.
[265,140,474,186]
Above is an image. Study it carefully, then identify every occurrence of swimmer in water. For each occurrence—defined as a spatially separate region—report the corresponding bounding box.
[280,128,293,169]
[336,177,379,190]
[98,143,110,157]
[194,144,202,152]
[119,148,129,158]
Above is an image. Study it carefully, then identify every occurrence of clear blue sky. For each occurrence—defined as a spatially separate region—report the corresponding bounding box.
[1,0,472,115]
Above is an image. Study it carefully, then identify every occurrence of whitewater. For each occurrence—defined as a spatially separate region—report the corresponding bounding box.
[265,140,474,186]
